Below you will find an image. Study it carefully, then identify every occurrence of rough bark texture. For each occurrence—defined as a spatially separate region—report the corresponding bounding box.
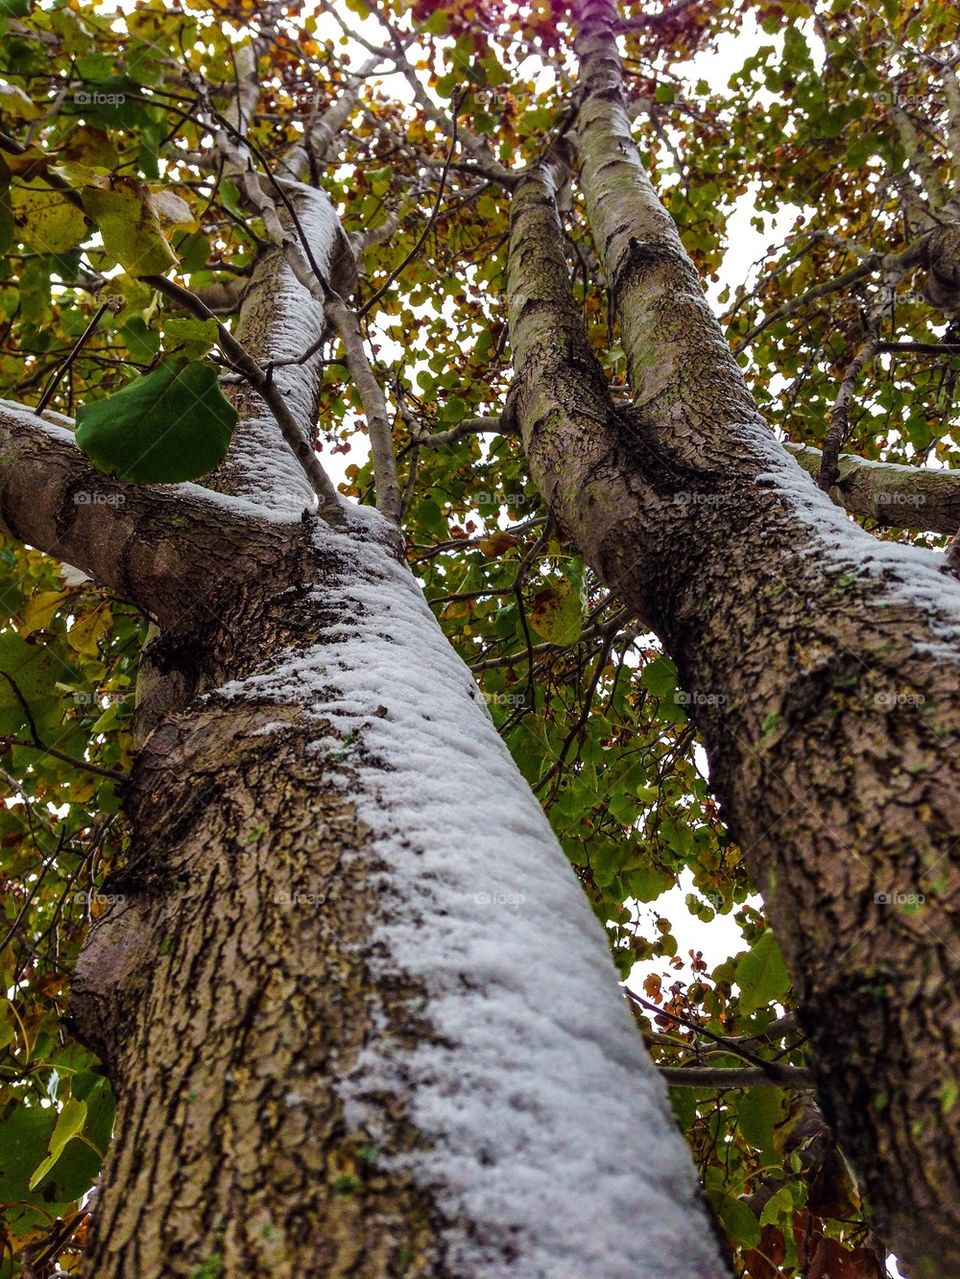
[502,5,960,1273]
[0,102,729,1277]
[66,506,727,1278]
[70,523,459,1278]
[0,402,282,629]
[785,441,960,535]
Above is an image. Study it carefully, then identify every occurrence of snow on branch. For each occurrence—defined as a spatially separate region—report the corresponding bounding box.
[787,440,960,535]
[0,401,285,624]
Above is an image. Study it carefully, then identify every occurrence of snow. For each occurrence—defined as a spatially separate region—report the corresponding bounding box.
[731,414,960,637]
[0,399,77,436]
[216,513,725,1277]
[0,399,310,525]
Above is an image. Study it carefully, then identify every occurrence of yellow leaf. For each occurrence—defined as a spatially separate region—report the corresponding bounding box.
[70,776,96,804]
[478,531,520,556]
[67,604,112,657]
[20,590,70,636]
[62,126,119,171]
[12,185,87,255]
[5,145,48,180]
[528,582,583,645]
[79,177,178,277]
[0,84,41,120]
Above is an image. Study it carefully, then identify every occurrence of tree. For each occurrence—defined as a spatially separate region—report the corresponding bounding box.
[0,0,959,1276]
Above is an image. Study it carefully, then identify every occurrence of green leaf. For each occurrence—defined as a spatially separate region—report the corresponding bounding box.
[75,358,237,484]
[118,315,161,362]
[28,1096,87,1189]
[422,10,447,34]
[736,930,791,1014]
[48,1076,115,1200]
[0,1106,57,1206]
[716,1194,761,1249]
[623,865,674,902]
[760,1184,795,1226]
[640,653,677,698]
[0,632,63,736]
[737,1086,783,1161]
[163,315,219,355]
[78,176,178,277]
[173,229,211,272]
[219,178,242,216]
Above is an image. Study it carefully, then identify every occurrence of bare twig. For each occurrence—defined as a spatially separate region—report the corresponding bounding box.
[658,1064,813,1088]
[818,335,882,491]
[0,734,125,782]
[35,304,112,415]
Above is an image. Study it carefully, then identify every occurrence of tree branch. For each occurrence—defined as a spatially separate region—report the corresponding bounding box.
[818,336,883,491]
[658,1064,814,1089]
[0,401,286,626]
[786,441,960,535]
[144,275,344,522]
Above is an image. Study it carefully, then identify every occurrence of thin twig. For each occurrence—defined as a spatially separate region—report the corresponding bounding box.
[0,735,125,781]
[35,304,111,415]
[819,335,882,491]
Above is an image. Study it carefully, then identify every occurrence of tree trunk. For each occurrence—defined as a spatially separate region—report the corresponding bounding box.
[68,513,725,1278]
[500,5,960,1273]
[25,161,729,1277]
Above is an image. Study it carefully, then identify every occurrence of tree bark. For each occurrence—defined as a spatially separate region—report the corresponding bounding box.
[0,157,732,1274]
[65,508,726,1278]
[501,4,960,1272]
[784,441,960,535]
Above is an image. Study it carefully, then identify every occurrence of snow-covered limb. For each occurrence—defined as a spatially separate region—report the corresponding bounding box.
[280,54,383,179]
[0,400,284,626]
[550,3,960,1271]
[72,498,729,1277]
[785,440,960,535]
[209,101,402,524]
